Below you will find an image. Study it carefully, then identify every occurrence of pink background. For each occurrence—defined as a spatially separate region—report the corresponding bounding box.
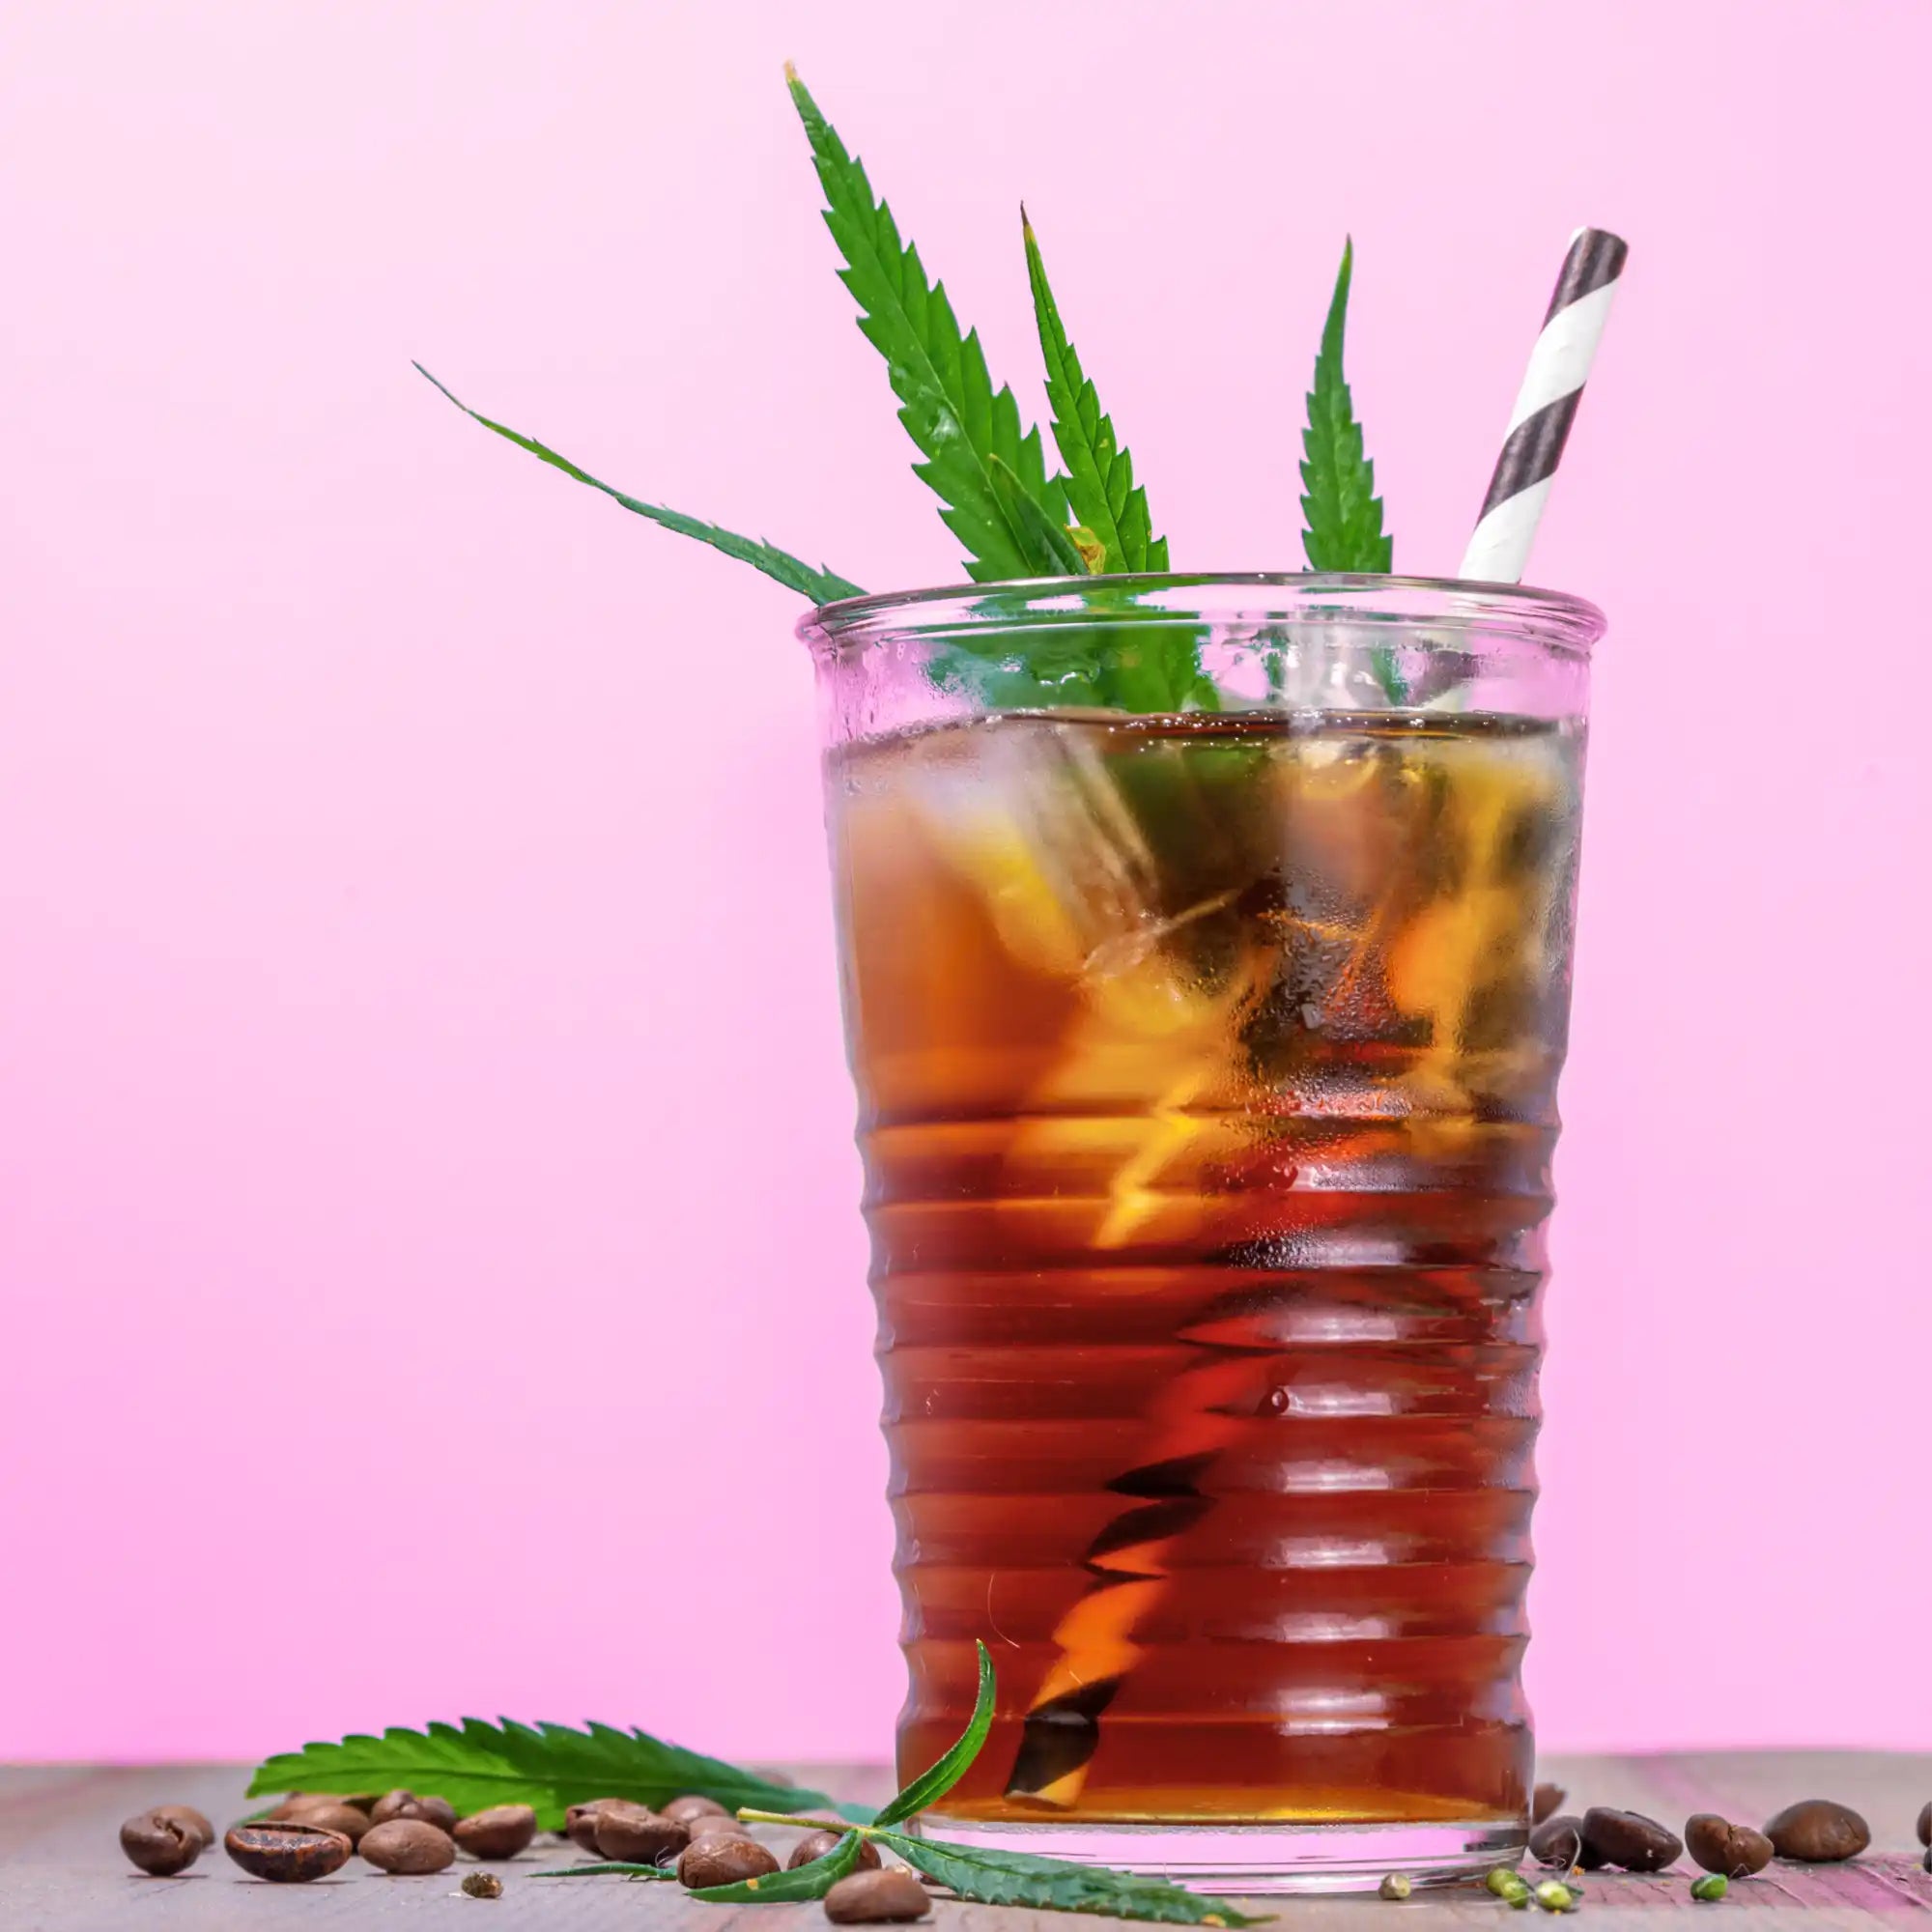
[5,0,1929,1765]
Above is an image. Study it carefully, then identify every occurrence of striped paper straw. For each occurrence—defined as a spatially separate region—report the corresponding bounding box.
[1459,228,1628,584]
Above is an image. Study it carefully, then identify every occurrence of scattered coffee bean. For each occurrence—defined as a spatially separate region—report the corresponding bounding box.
[1917,1802,1931,1849]
[1378,1872,1412,1900]
[370,1789,457,1833]
[1763,1800,1869,1863]
[268,1792,369,1826]
[591,1801,689,1864]
[1581,1806,1683,1872]
[361,1818,457,1875]
[1533,1784,1567,1827]
[276,1800,369,1844]
[463,1870,504,1898]
[824,1866,933,1923]
[792,1829,883,1871]
[1690,1874,1728,1903]
[1533,1880,1577,1913]
[665,1794,732,1825]
[120,1810,202,1876]
[679,1834,781,1889]
[1923,1848,1931,1876]
[688,1814,758,1842]
[1684,1814,1774,1878]
[453,1804,538,1861]
[224,1821,355,1883]
[566,1799,621,1852]
[1528,1816,1584,1869]
[149,1804,215,1851]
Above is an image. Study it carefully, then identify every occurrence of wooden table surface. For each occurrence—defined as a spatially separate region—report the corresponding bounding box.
[4,1756,1928,1930]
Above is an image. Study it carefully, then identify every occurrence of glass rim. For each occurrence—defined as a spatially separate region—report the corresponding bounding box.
[798,571,1605,661]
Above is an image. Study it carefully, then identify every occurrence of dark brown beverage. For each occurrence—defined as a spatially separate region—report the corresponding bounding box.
[827,708,1583,1845]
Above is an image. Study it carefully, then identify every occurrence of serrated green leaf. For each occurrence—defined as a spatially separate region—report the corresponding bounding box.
[987,457,1090,578]
[877,1830,1270,1925]
[785,68,1063,582]
[415,365,864,605]
[246,1716,865,1831]
[1022,211,1167,576]
[692,1830,867,1902]
[534,1861,678,1881]
[875,1639,995,1827]
[1298,240,1393,576]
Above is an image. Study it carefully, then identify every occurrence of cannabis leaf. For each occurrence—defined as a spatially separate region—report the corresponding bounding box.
[786,67,1064,582]
[873,1639,995,1826]
[988,456,1091,578]
[1298,240,1392,575]
[415,365,864,605]
[1022,211,1166,577]
[246,1718,867,1831]
[692,1831,868,1902]
[876,1830,1268,1925]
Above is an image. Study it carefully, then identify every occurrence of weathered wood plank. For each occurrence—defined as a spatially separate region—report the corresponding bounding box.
[1,1758,1927,1928]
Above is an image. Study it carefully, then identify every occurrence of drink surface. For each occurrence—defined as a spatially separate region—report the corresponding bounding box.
[826,708,1584,1828]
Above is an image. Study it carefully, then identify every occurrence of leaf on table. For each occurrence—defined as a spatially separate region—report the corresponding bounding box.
[246,1717,867,1831]
[1022,209,1167,576]
[415,365,865,605]
[691,1830,869,1902]
[785,66,1065,582]
[876,1830,1270,1925]
[873,1639,996,1827]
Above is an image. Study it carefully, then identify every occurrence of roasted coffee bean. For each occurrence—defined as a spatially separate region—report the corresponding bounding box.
[277,1800,368,1844]
[370,1790,457,1833]
[149,1804,215,1851]
[1763,1800,1868,1863]
[687,1814,758,1841]
[463,1870,504,1897]
[680,1834,781,1888]
[361,1818,457,1874]
[591,1802,689,1864]
[824,1867,933,1923]
[453,1804,539,1861]
[1581,1806,1684,1872]
[1917,1802,1931,1849]
[665,1794,731,1825]
[224,1821,354,1882]
[791,1829,883,1871]
[120,1810,201,1876]
[1528,1816,1585,1868]
[1685,1814,1774,1878]
[566,1799,621,1852]
[1533,1784,1566,1827]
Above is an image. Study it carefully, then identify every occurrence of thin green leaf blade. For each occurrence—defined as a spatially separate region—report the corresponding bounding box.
[987,459,1090,579]
[785,68,1061,582]
[874,1640,996,1827]
[1297,241,1393,575]
[247,1718,855,1831]
[877,1831,1269,1926]
[534,1861,678,1881]
[691,1831,867,1902]
[415,365,864,605]
[1022,211,1162,576]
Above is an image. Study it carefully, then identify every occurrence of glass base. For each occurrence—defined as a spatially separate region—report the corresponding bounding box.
[918,1814,1526,1896]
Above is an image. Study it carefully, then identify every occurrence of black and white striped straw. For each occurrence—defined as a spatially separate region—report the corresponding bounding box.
[1460,227,1628,584]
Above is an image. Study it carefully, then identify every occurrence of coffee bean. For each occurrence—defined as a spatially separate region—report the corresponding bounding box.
[120,1810,201,1876]
[1533,1784,1566,1827]
[1763,1800,1869,1863]
[679,1835,781,1888]
[279,1800,369,1844]
[453,1804,538,1861]
[791,1829,883,1871]
[1684,1814,1774,1878]
[1916,1802,1931,1849]
[149,1804,215,1851]
[361,1819,457,1875]
[1527,1816,1585,1868]
[664,1794,731,1825]
[1581,1806,1683,1872]
[591,1802,689,1864]
[370,1790,457,1833]
[224,1821,355,1883]
[824,1867,933,1923]
[463,1870,504,1898]
[688,1814,760,1842]
[566,1799,621,1852]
